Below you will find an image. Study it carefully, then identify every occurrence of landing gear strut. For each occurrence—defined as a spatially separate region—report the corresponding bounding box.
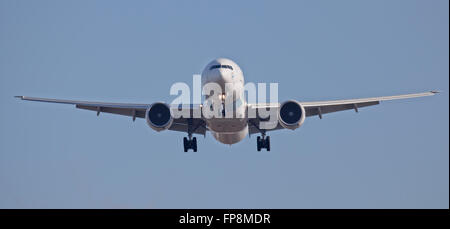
[183,134,197,152]
[256,133,270,151]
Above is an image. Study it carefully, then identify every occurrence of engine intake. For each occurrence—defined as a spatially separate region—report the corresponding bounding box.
[278,100,305,130]
[146,102,173,131]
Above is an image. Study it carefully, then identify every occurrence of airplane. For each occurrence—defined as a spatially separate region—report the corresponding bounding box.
[16,58,439,152]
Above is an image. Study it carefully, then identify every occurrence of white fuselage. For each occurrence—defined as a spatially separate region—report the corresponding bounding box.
[201,58,248,145]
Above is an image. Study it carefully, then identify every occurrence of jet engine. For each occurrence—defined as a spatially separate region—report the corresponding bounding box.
[278,100,305,130]
[145,102,173,131]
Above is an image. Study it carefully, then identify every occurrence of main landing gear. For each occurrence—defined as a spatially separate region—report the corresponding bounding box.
[183,134,197,152]
[257,133,270,151]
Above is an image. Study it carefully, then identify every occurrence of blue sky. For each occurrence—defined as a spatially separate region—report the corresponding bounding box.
[0,0,448,208]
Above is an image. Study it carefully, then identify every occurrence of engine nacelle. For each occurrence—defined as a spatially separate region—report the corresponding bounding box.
[278,100,305,130]
[145,102,173,132]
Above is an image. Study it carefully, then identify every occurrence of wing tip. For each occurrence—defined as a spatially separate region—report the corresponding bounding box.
[14,96,24,99]
[430,90,441,94]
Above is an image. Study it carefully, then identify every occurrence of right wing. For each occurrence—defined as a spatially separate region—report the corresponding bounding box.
[15,96,150,120]
[15,96,207,135]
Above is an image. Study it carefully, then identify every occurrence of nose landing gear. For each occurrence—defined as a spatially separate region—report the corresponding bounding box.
[256,133,270,151]
[183,134,197,152]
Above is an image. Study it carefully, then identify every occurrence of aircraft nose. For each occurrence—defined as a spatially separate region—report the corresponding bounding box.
[218,68,233,83]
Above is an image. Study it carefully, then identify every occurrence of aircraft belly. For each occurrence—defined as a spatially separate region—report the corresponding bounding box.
[208,118,248,144]
[207,117,247,133]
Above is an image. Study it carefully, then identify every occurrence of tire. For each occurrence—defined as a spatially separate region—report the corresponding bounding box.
[193,137,197,152]
[257,136,261,151]
[266,136,270,151]
[183,137,188,152]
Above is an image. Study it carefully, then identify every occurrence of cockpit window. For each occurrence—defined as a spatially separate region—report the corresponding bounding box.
[209,65,233,70]
[223,65,233,70]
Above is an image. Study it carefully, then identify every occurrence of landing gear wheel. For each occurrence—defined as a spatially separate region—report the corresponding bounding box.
[256,135,271,151]
[193,137,197,152]
[257,136,261,151]
[183,135,198,152]
[183,137,188,152]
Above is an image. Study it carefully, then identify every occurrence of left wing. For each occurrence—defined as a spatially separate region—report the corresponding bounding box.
[247,91,439,134]
[301,91,439,118]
